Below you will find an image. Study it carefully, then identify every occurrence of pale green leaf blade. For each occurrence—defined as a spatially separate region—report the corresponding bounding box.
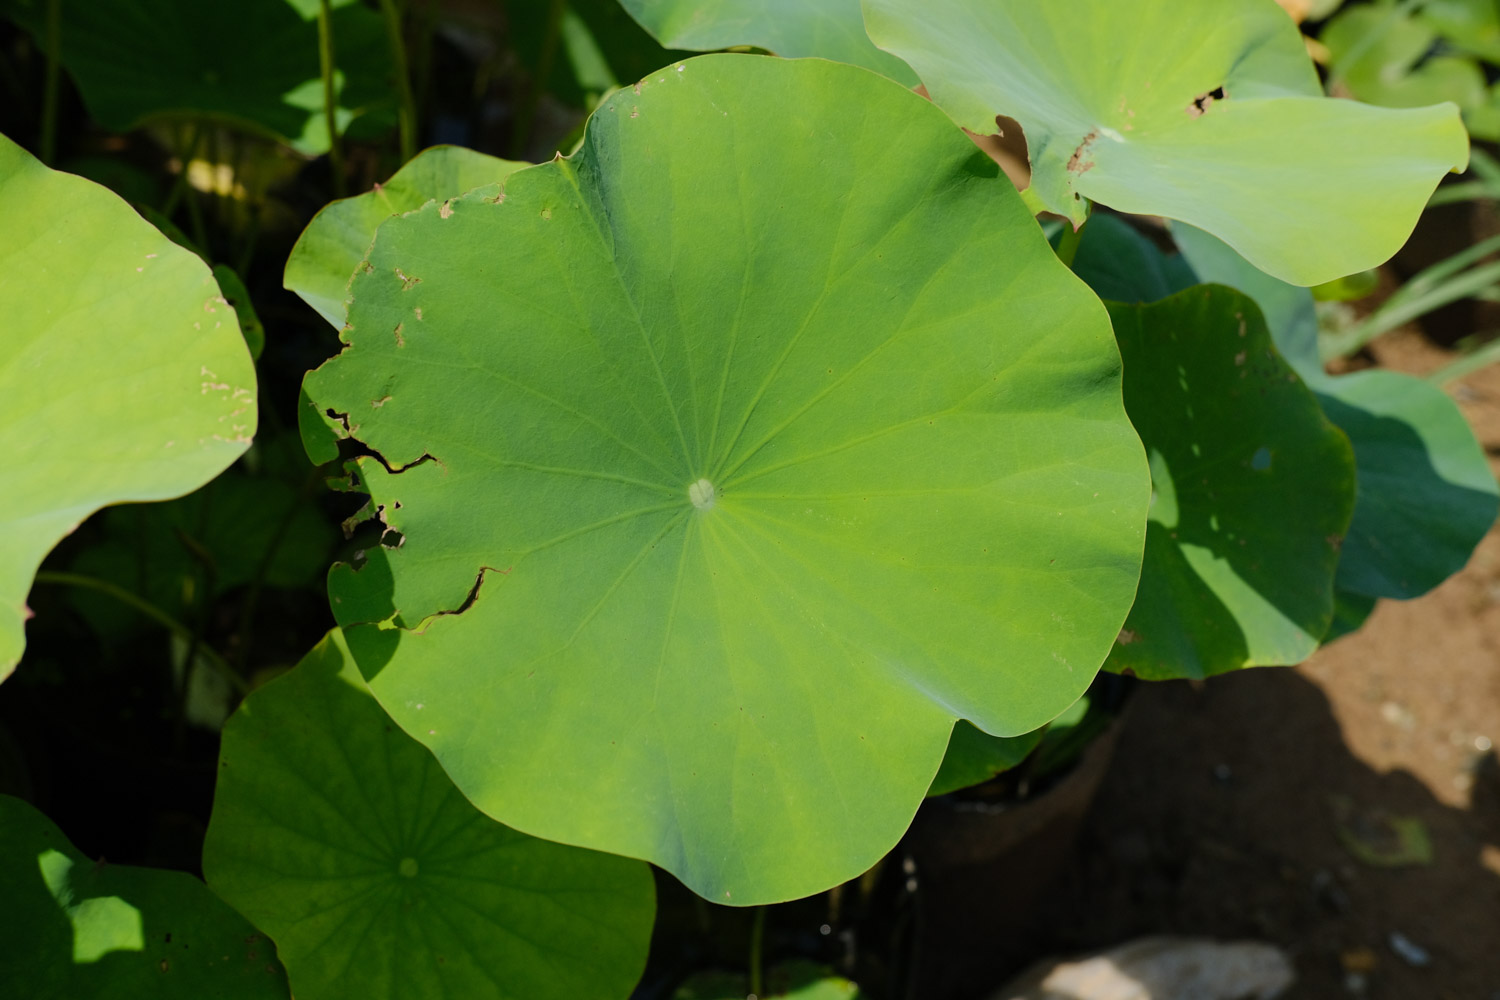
[0,795,290,999]
[304,55,1149,904]
[0,134,256,680]
[618,0,917,85]
[284,146,529,329]
[1,0,393,154]
[202,631,655,1000]
[1105,287,1355,679]
[861,0,1469,285]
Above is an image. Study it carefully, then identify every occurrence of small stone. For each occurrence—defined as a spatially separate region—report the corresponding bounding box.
[991,937,1294,1000]
[1388,932,1430,968]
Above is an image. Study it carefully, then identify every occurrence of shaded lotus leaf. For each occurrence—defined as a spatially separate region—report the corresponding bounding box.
[1063,214,1196,305]
[675,962,863,999]
[1172,224,1500,601]
[202,631,655,1000]
[1,0,393,154]
[67,452,332,645]
[0,794,289,999]
[861,0,1468,285]
[285,146,528,329]
[618,0,917,85]
[927,721,1045,797]
[303,55,1148,904]
[0,134,256,681]
[1105,286,1355,679]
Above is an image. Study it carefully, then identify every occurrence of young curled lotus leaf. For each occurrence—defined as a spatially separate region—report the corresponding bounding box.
[860,0,1469,285]
[1104,286,1356,680]
[303,55,1149,904]
[0,0,392,155]
[618,0,917,85]
[0,795,289,999]
[202,631,654,1000]
[0,134,256,681]
[285,146,530,330]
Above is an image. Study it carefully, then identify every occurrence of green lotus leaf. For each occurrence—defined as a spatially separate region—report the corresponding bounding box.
[675,961,863,999]
[304,55,1149,903]
[860,0,1469,285]
[1323,3,1498,137]
[1,0,393,154]
[202,630,654,1000]
[1173,224,1500,601]
[1105,286,1356,680]
[1420,0,1500,63]
[285,146,529,329]
[68,458,332,644]
[618,0,917,85]
[1063,215,1196,306]
[926,721,1045,797]
[0,134,256,681]
[0,794,289,999]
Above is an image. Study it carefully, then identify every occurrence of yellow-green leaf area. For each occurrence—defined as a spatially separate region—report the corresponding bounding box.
[861,0,1469,285]
[0,134,256,681]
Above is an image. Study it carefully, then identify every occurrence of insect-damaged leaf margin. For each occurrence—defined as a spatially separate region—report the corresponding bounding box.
[303,54,1149,905]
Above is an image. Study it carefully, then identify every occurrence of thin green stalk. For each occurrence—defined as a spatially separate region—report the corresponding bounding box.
[1469,146,1500,186]
[39,0,61,165]
[1427,180,1500,207]
[379,0,418,163]
[1428,333,1500,385]
[511,0,565,158]
[1322,260,1500,360]
[32,571,249,696]
[1054,217,1087,269]
[230,469,322,669]
[318,0,346,197]
[1394,231,1500,303]
[748,906,766,999]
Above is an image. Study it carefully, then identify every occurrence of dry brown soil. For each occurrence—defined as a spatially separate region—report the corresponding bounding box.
[1029,332,1500,1000]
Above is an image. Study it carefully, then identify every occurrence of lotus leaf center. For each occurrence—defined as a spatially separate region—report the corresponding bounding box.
[398,857,419,878]
[688,478,716,511]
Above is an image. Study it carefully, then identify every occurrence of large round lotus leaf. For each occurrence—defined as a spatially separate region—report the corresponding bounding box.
[303,55,1149,904]
[0,794,289,999]
[618,0,917,85]
[1172,224,1500,601]
[285,146,529,330]
[202,631,654,1000]
[0,134,256,681]
[860,0,1469,286]
[1,0,392,155]
[1104,286,1355,680]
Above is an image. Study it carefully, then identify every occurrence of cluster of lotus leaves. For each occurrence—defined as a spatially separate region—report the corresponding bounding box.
[299,55,1151,904]
[293,4,1472,903]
